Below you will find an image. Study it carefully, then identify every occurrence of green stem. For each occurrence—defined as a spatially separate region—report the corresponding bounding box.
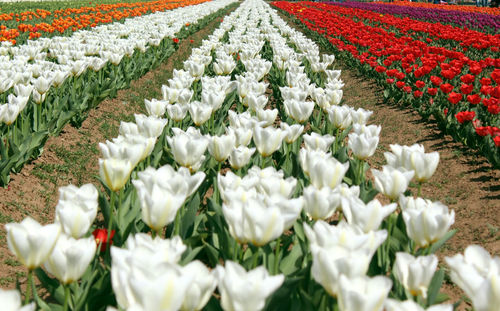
[357,159,365,185]
[274,237,281,274]
[24,270,32,305]
[417,182,422,197]
[29,269,40,307]
[63,285,70,311]
[106,191,116,252]
[252,247,260,269]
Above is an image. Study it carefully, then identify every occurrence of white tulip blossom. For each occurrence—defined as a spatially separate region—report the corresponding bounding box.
[393,252,438,298]
[338,275,392,311]
[280,122,304,143]
[372,165,414,201]
[55,184,98,239]
[303,132,335,152]
[385,144,440,183]
[167,127,209,172]
[252,126,284,157]
[341,197,397,233]
[303,185,341,220]
[215,261,284,311]
[0,289,35,311]
[5,217,61,270]
[400,196,455,248]
[208,133,237,163]
[446,245,500,311]
[228,146,256,170]
[44,234,96,284]
[181,261,218,311]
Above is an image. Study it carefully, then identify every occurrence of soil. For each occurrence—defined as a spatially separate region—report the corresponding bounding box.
[0,4,498,310]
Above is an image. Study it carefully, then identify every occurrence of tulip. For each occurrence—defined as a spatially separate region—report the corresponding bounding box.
[99,158,134,192]
[348,131,379,160]
[325,69,341,81]
[44,234,96,284]
[247,94,268,112]
[133,114,168,139]
[350,107,373,125]
[302,185,341,220]
[215,261,284,311]
[111,234,189,310]
[189,101,213,126]
[327,105,352,130]
[385,299,452,311]
[385,144,439,183]
[253,126,284,157]
[338,275,392,311]
[393,252,438,298]
[162,85,181,104]
[208,133,236,163]
[222,194,285,246]
[184,61,205,80]
[167,127,209,172]
[181,260,217,311]
[92,228,115,252]
[445,245,500,311]
[400,196,455,248]
[0,289,35,311]
[341,197,397,233]
[5,217,60,270]
[226,126,253,147]
[167,103,188,122]
[283,99,315,123]
[280,122,304,143]
[0,104,20,125]
[133,165,204,232]
[177,88,194,105]
[303,132,335,152]
[144,98,168,118]
[55,184,98,239]
[255,108,278,127]
[308,156,349,189]
[372,166,414,201]
[201,91,225,111]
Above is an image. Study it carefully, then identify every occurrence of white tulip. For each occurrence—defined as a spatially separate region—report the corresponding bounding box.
[99,158,134,192]
[55,184,98,239]
[338,275,392,311]
[144,98,168,118]
[308,157,349,189]
[208,133,236,162]
[167,103,188,122]
[341,197,397,233]
[228,146,255,170]
[400,196,455,248]
[393,252,438,298]
[44,234,96,284]
[280,122,304,143]
[167,127,209,172]
[0,289,35,311]
[252,126,284,157]
[326,105,352,130]
[189,101,213,126]
[303,185,341,220]
[5,217,60,270]
[181,261,217,311]
[372,166,414,201]
[385,299,452,311]
[215,261,284,311]
[283,99,315,123]
[303,132,335,152]
[445,245,500,311]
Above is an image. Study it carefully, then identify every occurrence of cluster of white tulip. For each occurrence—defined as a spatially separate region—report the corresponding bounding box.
[0,0,237,125]
[3,0,500,309]
[5,183,99,308]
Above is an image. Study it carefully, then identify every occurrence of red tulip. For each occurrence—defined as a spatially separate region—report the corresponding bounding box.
[440,83,454,94]
[448,92,462,104]
[455,111,475,124]
[92,228,115,252]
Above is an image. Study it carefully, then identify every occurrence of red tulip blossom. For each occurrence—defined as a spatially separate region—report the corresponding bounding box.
[440,83,454,94]
[92,228,115,252]
[448,92,462,104]
[455,111,475,124]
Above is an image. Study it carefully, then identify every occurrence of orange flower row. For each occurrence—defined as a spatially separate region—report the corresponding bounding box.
[382,1,500,15]
[0,0,209,45]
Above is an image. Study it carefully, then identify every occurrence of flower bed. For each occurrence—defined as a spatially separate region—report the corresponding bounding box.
[3,0,499,310]
[274,1,500,168]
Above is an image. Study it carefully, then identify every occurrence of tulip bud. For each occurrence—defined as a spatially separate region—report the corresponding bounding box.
[372,166,414,201]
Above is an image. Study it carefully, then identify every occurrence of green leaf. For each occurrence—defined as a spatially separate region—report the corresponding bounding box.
[429,229,457,254]
[280,243,304,275]
[427,269,445,307]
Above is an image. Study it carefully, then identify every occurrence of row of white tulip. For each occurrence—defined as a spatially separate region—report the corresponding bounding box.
[2,0,499,310]
[0,0,236,125]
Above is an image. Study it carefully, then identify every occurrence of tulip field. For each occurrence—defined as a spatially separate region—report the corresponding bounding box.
[1,0,499,310]
[272,1,500,169]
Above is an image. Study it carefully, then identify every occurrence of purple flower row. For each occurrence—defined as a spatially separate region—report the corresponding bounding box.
[328,1,500,32]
